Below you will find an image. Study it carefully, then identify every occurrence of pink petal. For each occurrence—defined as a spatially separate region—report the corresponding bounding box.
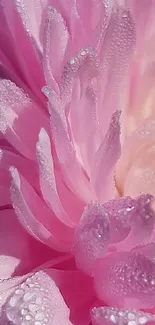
[91,306,155,325]
[104,196,134,244]
[69,49,101,176]
[0,208,63,279]
[0,273,30,321]
[10,166,73,252]
[91,111,121,203]
[43,6,69,91]
[0,209,30,278]
[104,194,155,248]
[73,202,110,276]
[94,252,155,309]
[55,167,85,224]
[115,195,155,250]
[126,0,155,51]
[4,270,73,325]
[0,80,48,160]
[0,148,39,192]
[14,0,48,52]
[36,128,74,227]
[50,268,95,325]
[43,84,93,203]
[0,0,45,103]
[98,5,135,137]
[0,168,11,206]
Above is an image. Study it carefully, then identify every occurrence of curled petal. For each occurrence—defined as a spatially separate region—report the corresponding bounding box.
[104,194,155,248]
[94,252,155,309]
[91,306,155,325]
[73,202,110,276]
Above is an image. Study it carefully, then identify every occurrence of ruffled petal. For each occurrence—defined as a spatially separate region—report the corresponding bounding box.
[94,252,155,309]
[91,306,155,325]
[73,202,110,276]
[104,194,155,249]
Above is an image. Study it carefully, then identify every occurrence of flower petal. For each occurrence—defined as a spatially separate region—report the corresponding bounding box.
[104,194,155,248]
[0,0,45,103]
[0,79,48,160]
[91,111,121,203]
[4,270,73,325]
[14,0,48,52]
[91,306,155,325]
[10,166,73,252]
[73,202,110,276]
[0,208,54,279]
[0,209,30,278]
[98,5,135,136]
[36,128,74,227]
[94,252,155,309]
[43,84,93,203]
[43,6,69,91]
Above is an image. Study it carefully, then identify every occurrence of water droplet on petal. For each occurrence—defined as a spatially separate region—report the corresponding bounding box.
[91,306,155,325]
[94,252,155,309]
[73,202,110,275]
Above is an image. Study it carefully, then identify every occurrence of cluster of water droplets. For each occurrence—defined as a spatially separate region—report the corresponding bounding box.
[92,307,155,325]
[6,273,50,325]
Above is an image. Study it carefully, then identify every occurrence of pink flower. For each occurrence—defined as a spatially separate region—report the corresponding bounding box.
[0,1,155,325]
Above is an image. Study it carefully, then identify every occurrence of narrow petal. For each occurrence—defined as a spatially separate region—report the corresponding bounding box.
[36,128,74,227]
[14,0,48,51]
[0,80,48,160]
[73,202,110,276]
[43,85,93,203]
[91,111,121,203]
[91,306,155,325]
[69,49,101,175]
[94,252,155,309]
[43,6,69,91]
[98,5,135,136]
[10,166,73,252]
